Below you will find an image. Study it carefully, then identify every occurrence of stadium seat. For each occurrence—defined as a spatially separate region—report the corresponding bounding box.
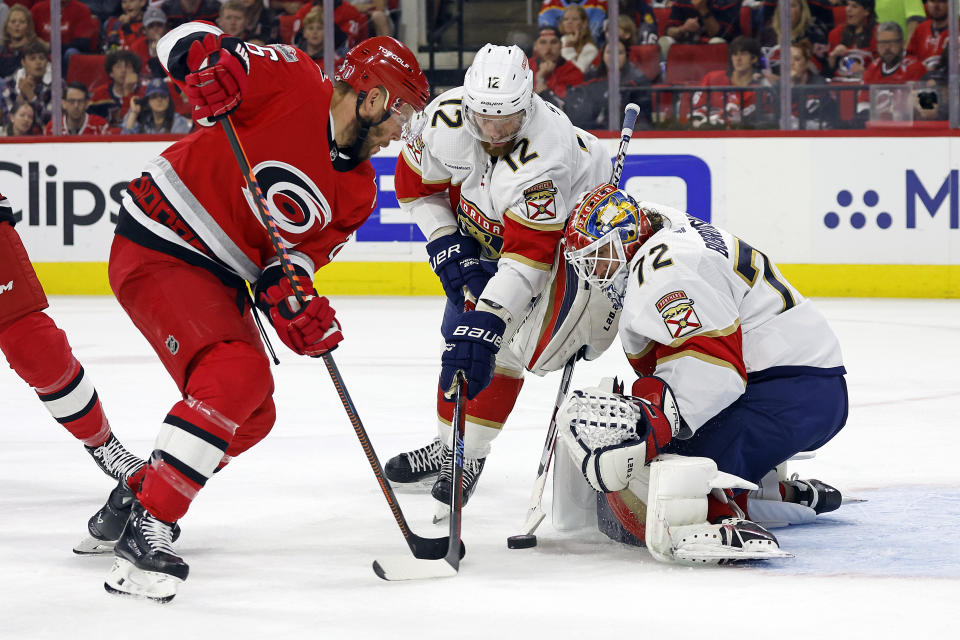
[654,7,670,38]
[629,44,661,82]
[279,14,299,44]
[65,54,107,94]
[665,43,728,85]
[832,6,846,27]
[740,5,753,37]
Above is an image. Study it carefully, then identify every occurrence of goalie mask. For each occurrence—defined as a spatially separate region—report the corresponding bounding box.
[462,44,534,145]
[563,185,653,308]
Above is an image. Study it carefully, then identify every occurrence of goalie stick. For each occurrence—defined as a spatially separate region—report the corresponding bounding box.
[221,117,460,564]
[509,103,642,547]
[372,374,468,580]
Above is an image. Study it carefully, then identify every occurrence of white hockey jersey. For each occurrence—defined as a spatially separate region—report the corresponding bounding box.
[619,202,845,436]
[394,87,610,323]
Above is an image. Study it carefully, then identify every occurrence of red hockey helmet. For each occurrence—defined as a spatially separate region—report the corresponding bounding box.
[336,36,430,139]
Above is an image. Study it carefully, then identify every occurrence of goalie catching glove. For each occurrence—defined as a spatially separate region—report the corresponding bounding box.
[255,268,343,357]
[183,33,249,125]
[558,376,683,493]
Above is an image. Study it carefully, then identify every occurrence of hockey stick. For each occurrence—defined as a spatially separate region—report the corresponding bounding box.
[509,354,578,544]
[372,374,467,580]
[508,103,641,548]
[221,116,460,563]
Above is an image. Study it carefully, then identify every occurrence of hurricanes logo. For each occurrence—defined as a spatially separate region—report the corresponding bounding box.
[243,161,332,239]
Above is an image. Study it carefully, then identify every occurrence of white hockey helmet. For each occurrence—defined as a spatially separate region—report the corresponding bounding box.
[462,44,534,144]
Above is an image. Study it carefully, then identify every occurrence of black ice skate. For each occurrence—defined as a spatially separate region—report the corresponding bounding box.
[781,475,843,514]
[85,433,145,481]
[431,446,485,521]
[104,501,188,603]
[74,478,180,555]
[385,438,447,487]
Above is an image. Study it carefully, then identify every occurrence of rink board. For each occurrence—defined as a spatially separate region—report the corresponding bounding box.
[2,132,959,297]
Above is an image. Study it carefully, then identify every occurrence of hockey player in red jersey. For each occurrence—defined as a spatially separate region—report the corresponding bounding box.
[90,22,428,602]
[552,185,849,564]
[0,193,144,484]
[383,44,612,513]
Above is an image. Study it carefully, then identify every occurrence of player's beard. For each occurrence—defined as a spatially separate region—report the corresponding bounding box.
[480,138,517,157]
[356,121,393,161]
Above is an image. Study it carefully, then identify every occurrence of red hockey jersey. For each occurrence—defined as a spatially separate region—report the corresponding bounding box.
[117,22,377,288]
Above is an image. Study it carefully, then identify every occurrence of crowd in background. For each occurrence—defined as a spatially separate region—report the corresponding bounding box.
[0,0,955,135]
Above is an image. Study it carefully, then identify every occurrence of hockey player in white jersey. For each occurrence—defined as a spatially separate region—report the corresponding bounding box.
[385,44,612,507]
[553,184,848,563]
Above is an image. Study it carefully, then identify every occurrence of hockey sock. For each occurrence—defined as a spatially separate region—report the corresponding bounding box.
[436,372,523,458]
[138,398,239,523]
[0,311,111,446]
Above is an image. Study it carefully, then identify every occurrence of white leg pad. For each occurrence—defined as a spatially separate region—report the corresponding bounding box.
[551,436,597,532]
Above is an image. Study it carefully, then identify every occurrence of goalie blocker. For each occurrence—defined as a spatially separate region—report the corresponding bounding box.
[556,380,790,565]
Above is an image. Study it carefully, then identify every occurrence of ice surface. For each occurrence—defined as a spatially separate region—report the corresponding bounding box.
[1,297,958,639]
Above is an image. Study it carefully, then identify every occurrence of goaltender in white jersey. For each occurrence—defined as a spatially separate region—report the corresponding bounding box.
[386,44,613,508]
[554,185,849,564]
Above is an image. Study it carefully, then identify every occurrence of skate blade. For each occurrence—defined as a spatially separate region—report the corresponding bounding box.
[432,501,449,524]
[842,495,868,504]
[389,477,438,493]
[674,545,794,565]
[104,557,182,603]
[73,535,116,555]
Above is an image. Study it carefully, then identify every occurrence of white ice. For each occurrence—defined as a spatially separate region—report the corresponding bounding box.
[1,296,958,639]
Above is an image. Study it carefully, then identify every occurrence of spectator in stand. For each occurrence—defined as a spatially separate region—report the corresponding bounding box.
[45,82,111,135]
[85,0,124,27]
[531,25,585,108]
[239,0,279,43]
[619,0,660,45]
[88,49,143,128]
[906,0,953,71]
[875,0,926,40]
[691,35,771,127]
[560,4,600,73]
[856,21,925,116]
[827,0,878,79]
[104,0,148,53]
[759,0,830,73]
[129,6,169,79]
[565,39,653,129]
[540,0,608,46]
[764,0,838,32]
[782,40,837,128]
[0,4,38,80]
[217,0,248,38]
[1,99,40,135]
[295,6,347,64]
[346,0,394,37]
[1,39,53,125]
[293,1,368,49]
[121,77,191,134]
[30,0,98,56]
[160,0,220,30]
[0,5,7,38]
[914,39,956,120]
[664,0,742,53]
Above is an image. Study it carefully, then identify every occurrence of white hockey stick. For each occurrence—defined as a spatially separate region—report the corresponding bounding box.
[515,354,578,538]
[373,374,468,580]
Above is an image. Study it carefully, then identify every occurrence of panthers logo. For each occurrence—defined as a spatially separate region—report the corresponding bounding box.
[242,161,332,240]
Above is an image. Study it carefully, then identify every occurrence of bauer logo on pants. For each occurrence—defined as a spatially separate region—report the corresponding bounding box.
[657,291,701,339]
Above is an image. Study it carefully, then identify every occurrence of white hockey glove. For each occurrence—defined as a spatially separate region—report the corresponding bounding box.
[558,378,682,493]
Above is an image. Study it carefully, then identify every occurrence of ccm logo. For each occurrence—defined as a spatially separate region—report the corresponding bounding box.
[430,244,460,269]
[452,326,502,347]
[0,280,13,294]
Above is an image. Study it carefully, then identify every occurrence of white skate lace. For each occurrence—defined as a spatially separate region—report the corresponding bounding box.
[91,435,145,480]
[437,450,483,486]
[141,512,176,555]
[405,439,446,473]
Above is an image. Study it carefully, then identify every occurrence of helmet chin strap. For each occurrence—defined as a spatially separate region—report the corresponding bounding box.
[333,89,393,172]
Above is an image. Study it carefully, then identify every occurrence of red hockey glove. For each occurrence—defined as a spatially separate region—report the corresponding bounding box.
[183,33,249,125]
[259,276,343,357]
